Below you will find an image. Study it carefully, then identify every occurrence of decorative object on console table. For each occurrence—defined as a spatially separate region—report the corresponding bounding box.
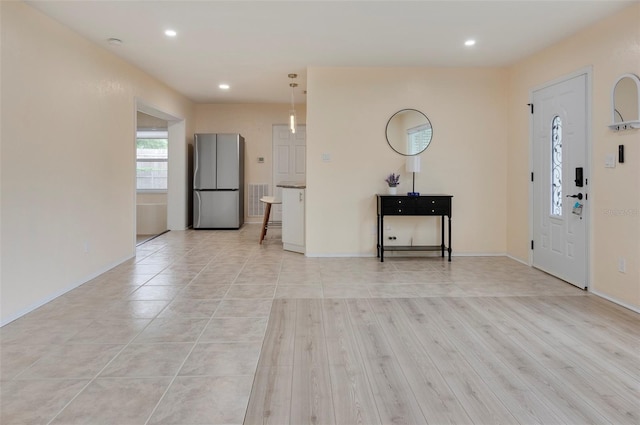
[376,194,452,262]
[406,156,421,197]
[385,173,400,195]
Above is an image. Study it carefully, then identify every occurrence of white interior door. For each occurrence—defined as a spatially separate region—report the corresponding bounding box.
[532,73,589,289]
[272,124,306,221]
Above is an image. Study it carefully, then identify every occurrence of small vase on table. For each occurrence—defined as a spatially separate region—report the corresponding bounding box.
[384,173,400,196]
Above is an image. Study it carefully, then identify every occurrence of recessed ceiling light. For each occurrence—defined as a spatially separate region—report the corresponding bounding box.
[465,39,476,47]
[107,38,123,46]
[164,29,177,37]
[219,84,230,90]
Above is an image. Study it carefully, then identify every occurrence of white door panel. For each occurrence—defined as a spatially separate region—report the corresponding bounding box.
[276,146,290,174]
[532,73,588,289]
[294,146,306,175]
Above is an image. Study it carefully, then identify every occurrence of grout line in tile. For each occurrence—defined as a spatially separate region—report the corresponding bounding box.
[44,312,164,425]
[142,254,266,425]
[45,250,223,425]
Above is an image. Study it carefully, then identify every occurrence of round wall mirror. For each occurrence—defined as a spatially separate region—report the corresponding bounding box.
[385,109,433,156]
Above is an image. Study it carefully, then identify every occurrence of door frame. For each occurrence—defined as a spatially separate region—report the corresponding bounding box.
[528,66,593,288]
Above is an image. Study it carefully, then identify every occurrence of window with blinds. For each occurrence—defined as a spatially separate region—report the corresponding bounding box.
[407,124,433,155]
[136,130,168,191]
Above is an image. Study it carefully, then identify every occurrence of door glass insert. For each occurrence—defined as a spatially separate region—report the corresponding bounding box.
[551,116,562,216]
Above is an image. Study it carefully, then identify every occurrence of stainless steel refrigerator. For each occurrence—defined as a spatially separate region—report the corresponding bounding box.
[193,133,245,229]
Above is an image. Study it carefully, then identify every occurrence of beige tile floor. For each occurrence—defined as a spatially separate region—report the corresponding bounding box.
[1,224,586,424]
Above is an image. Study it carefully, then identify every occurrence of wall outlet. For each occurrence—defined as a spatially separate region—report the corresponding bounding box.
[618,257,626,273]
[83,241,90,253]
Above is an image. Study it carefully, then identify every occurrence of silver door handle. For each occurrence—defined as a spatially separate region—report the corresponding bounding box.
[195,192,201,227]
[193,141,199,188]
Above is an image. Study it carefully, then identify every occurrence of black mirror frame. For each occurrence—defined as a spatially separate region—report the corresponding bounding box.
[385,108,433,156]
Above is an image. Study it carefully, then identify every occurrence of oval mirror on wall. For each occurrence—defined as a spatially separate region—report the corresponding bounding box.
[385,109,433,156]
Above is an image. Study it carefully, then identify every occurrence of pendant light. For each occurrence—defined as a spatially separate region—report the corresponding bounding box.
[288,73,298,134]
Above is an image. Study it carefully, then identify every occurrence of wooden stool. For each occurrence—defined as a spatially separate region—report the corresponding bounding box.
[259,196,282,244]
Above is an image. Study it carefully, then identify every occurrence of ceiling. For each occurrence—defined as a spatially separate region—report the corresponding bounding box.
[27,0,636,104]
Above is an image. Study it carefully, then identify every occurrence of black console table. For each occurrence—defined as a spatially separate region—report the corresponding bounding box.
[376,194,452,262]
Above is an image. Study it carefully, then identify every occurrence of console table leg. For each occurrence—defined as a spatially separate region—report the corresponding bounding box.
[441,215,445,258]
[448,216,452,262]
[380,215,384,262]
[376,214,380,258]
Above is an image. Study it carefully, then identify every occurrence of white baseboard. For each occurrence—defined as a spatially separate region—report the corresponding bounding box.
[0,253,134,327]
[305,252,375,258]
[506,254,530,266]
[589,289,640,314]
[452,252,507,257]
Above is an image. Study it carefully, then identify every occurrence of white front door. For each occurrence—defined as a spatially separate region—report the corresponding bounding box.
[272,124,306,221]
[532,73,589,289]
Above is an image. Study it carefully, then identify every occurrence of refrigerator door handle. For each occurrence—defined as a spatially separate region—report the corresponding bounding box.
[193,141,200,188]
[194,191,202,228]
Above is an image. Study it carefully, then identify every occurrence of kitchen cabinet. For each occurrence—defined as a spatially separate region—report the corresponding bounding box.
[282,187,305,253]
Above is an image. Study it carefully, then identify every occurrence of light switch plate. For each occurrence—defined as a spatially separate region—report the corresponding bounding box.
[322,153,331,162]
[605,153,616,168]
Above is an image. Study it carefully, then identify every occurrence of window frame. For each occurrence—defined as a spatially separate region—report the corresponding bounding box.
[406,123,433,156]
[136,130,169,193]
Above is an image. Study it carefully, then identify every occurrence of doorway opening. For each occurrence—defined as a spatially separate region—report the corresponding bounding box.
[136,112,169,244]
[134,100,188,248]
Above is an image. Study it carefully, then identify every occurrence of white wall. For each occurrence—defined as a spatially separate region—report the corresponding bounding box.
[306,67,508,256]
[0,1,194,324]
[136,192,168,236]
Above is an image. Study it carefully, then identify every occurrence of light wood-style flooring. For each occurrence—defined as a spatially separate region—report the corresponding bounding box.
[246,296,640,424]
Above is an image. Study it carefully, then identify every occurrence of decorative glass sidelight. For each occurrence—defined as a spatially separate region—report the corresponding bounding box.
[551,116,562,216]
